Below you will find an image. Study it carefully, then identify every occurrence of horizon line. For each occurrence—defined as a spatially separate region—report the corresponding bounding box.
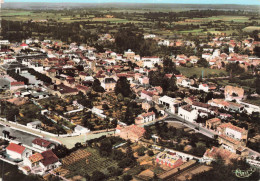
[3,2,260,6]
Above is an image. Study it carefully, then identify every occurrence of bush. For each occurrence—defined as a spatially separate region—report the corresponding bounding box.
[123,174,132,181]
[147,150,154,156]
[91,170,106,181]
[136,146,146,156]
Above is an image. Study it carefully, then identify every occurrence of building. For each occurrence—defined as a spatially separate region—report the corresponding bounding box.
[22,150,61,175]
[178,105,199,123]
[101,78,116,91]
[116,124,145,142]
[32,138,56,151]
[6,143,32,160]
[158,95,182,114]
[206,118,222,130]
[217,122,248,152]
[74,125,90,134]
[156,151,184,168]
[224,85,244,101]
[27,120,42,129]
[199,84,209,92]
[203,146,239,164]
[135,112,155,125]
[140,90,154,101]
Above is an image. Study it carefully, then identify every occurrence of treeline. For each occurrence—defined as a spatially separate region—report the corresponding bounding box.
[7,70,29,85]
[28,68,52,84]
[2,20,99,44]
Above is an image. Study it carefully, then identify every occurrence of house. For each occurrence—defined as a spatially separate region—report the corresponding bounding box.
[101,78,116,91]
[74,125,90,134]
[22,150,61,175]
[217,122,248,152]
[158,95,182,114]
[27,120,42,129]
[135,112,155,125]
[208,99,244,112]
[6,143,32,160]
[237,100,260,114]
[206,118,222,130]
[142,100,154,112]
[156,151,183,168]
[116,124,145,142]
[140,90,154,101]
[32,138,56,151]
[124,49,135,60]
[224,86,244,101]
[199,84,209,92]
[203,146,239,165]
[178,105,198,123]
[180,79,193,87]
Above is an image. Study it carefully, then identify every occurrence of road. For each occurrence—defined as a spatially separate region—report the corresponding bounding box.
[0,118,114,149]
[0,124,40,146]
[164,110,217,138]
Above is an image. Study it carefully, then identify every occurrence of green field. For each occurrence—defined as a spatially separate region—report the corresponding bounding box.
[177,67,227,78]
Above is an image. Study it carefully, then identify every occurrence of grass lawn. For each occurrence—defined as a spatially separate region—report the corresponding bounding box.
[177,67,227,78]
[216,79,255,92]
[63,147,118,178]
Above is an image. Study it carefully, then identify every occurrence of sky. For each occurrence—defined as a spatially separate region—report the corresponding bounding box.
[4,0,260,5]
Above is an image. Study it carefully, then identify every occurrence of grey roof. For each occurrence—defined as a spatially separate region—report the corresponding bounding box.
[0,78,10,89]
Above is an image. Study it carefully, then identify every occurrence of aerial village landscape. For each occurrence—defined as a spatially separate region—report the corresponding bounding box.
[0,0,259,181]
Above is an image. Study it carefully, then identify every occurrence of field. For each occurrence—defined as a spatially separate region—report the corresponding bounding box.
[62,147,118,178]
[243,26,260,32]
[176,67,227,78]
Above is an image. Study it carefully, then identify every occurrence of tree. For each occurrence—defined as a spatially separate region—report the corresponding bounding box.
[6,108,19,122]
[115,77,132,97]
[123,174,132,181]
[163,57,178,74]
[197,58,209,68]
[52,144,70,159]
[91,171,106,181]
[136,146,146,156]
[92,79,105,93]
[147,150,154,156]
[255,76,260,94]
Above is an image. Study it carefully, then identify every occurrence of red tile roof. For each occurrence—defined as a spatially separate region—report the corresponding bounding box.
[219,122,246,133]
[6,143,26,154]
[29,153,44,163]
[41,150,59,166]
[32,138,52,148]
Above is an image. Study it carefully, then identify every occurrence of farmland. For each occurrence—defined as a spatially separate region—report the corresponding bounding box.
[62,147,118,178]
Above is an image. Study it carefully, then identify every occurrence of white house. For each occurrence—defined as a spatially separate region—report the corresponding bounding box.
[180,79,192,87]
[237,101,260,114]
[143,60,154,68]
[199,84,209,92]
[6,143,32,160]
[135,112,156,125]
[22,150,61,175]
[91,107,106,119]
[178,105,198,122]
[142,56,161,64]
[158,95,182,114]
[27,120,42,129]
[74,125,90,134]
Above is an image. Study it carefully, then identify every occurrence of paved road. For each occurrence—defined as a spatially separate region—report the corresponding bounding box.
[0,124,40,146]
[0,119,114,149]
[164,110,217,138]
